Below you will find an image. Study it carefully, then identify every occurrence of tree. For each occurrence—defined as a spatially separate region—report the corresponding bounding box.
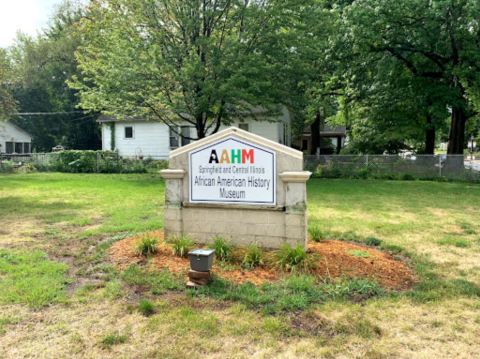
[0,48,16,119]
[71,0,294,139]
[339,0,480,154]
[10,1,100,151]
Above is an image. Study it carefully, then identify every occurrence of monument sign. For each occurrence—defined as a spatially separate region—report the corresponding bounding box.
[161,127,311,248]
[189,137,276,205]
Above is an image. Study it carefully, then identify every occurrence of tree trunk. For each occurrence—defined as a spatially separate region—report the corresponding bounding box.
[196,113,206,139]
[447,105,467,155]
[424,114,435,155]
[310,111,321,155]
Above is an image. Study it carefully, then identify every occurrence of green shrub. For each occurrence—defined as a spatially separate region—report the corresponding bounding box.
[210,236,233,261]
[308,225,323,242]
[170,235,194,258]
[241,244,264,269]
[401,173,415,181]
[365,236,382,246]
[0,160,14,173]
[135,235,158,256]
[144,159,169,172]
[138,299,155,316]
[274,244,315,273]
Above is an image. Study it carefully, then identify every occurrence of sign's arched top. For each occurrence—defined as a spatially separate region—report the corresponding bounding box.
[189,136,276,205]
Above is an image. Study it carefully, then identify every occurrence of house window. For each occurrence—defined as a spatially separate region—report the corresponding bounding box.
[169,127,179,148]
[6,142,14,154]
[181,126,191,146]
[302,139,308,150]
[239,123,249,131]
[124,126,134,139]
[15,142,23,153]
[24,143,31,153]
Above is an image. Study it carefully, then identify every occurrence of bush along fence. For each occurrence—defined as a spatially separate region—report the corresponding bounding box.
[1,151,479,181]
[0,151,168,174]
[304,154,480,182]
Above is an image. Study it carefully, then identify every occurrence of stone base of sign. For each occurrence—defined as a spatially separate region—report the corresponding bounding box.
[160,127,311,249]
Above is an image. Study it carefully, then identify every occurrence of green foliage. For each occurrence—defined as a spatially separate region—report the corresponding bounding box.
[0,160,14,173]
[308,225,323,242]
[241,244,264,269]
[32,151,166,173]
[169,235,194,258]
[348,249,370,258]
[0,49,17,118]
[365,237,382,247]
[138,299,155,317]
[193,276,382,314]
[9,3,100,151]
[100,332,128,348]
[71,0,291,139]
[121,265,182,295]
[210,237,233,262]
[274,244,315,273]
[0,249,69,308]
[437,236,470,248]
[135,235,158,257]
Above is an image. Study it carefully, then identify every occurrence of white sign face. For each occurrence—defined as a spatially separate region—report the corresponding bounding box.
[189,136,276,205]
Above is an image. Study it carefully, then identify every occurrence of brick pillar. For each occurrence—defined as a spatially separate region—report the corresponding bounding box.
[279,171,312,248]
[160,169,185,238]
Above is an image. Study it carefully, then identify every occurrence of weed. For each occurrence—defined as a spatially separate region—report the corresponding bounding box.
[241,244,264,269]
[437,236,470,248]
[459,222,476,235]
[135,235,158,256]
[365,236,382,246]
[170,235,194,258]
[308,225,323,242]
[0,249,69,308]
[122,265,182,295]
[335,315,382,339]
[138,299,156,316]
[348,249,370,258]
[100,332,128,348]
[210,236,233,261]
[274,244,315,273]
[193,275,382,314]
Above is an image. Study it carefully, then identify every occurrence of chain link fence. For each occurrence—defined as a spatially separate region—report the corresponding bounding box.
[1,152,479,181]
[304,154,480,181]
[0,152,168,173]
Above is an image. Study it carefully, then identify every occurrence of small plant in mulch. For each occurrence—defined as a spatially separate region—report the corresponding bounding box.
[308,225,323,242]
[274,244,317,273]
[210,236,233,262]
[135,235,158,257]
[348,249,370,258]
[138,299,156,316]
[169,235,194,258]
[241,243,264,269]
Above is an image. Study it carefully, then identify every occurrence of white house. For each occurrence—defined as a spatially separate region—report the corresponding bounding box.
[0,121,32,154]
[98,108,292,159]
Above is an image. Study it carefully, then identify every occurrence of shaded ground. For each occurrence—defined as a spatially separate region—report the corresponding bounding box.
[109,231,416,290]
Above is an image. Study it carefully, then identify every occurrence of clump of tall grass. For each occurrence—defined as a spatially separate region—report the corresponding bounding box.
[135,235,158,256]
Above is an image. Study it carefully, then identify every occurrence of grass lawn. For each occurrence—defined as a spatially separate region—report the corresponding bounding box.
[0,173,479,358]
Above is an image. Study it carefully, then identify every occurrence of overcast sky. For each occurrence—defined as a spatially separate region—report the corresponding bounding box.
[0,0,62,48]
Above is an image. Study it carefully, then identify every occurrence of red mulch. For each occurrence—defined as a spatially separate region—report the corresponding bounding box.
[108,231,416,290]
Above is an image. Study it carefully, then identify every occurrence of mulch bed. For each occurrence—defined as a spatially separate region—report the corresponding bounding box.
[108,231,416,290]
